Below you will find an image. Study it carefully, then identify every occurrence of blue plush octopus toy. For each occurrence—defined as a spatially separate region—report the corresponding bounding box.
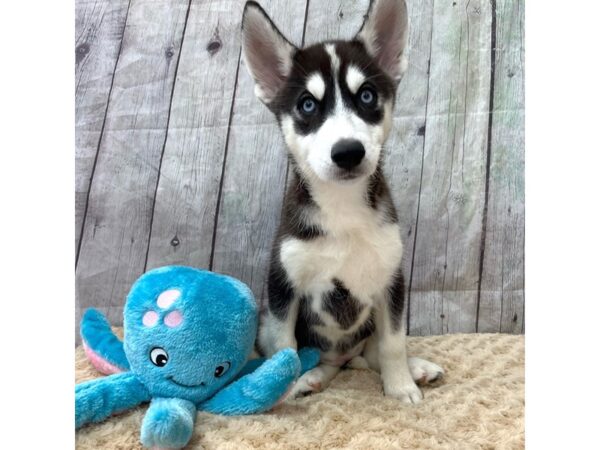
[76,266,319,449]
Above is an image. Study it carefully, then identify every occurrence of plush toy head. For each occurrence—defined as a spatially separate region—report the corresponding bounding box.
[123,266,257,403]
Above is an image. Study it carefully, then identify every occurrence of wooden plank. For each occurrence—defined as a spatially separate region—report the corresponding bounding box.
[478,0,524,333]
[75,0,130,251]
[382,0,435,333]
[76,0,190,328]
[145,0,251,271]
[302,0,369,45]
[408,0,492,335]
[209,0,308,305]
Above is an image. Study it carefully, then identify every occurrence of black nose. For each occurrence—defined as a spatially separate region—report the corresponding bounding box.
[331,139,365,170]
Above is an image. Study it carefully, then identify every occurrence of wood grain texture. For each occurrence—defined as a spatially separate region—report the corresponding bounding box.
[210,0,308,307]
[408,0,492,336]
[382,0,435,331]
[477,0,525,333]
[145,0,247,271]
[75,0,130,251]
[76,0,190,328]
[303,0,369,45]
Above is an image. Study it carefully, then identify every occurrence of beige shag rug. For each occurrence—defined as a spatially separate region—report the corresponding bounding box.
[76,332,524,449]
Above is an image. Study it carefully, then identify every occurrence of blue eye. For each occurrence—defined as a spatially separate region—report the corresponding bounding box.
[358,87,376,106]
[299,96,317,115]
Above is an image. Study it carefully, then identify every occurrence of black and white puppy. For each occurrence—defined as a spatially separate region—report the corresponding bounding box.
[241,0,443,403]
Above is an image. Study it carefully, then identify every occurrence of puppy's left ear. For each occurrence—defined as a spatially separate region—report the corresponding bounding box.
[241,1,297,105]
[356,0,409,82]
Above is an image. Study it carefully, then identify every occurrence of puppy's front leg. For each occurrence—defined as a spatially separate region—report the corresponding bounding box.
[258,254,299,357]
[259,300,299,357]
[377,272,423,404]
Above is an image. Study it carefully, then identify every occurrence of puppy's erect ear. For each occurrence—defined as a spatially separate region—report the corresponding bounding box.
[356,0,409,82]
[241,1,297,105]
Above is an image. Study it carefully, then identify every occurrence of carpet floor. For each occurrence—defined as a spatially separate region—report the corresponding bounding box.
[75,332,524,449]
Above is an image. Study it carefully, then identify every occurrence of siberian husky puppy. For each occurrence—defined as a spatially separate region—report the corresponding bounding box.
[241,0,443,403]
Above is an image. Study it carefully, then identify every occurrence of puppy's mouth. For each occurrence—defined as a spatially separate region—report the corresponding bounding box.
[167,376,206,388]
[337,171,361,181]
[331,165,369,182]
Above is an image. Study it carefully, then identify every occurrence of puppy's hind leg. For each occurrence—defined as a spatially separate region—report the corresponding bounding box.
[289,363,340,398]
[408,357,444,385]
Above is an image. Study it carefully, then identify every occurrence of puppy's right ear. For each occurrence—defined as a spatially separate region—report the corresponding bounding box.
[241,1,297,105]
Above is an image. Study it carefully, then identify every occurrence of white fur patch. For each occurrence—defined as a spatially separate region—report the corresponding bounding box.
[289,364,340,397]
[377,317,423,404]
[279,181,403,301]
[408,357,444,384]
[280,106,388,185]
[324,44,340,74]
[306,72,326,100]
[258,306,299,357]
[346,65,366,93]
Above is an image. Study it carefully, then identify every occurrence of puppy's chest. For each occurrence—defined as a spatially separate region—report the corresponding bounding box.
[279,205,403,301]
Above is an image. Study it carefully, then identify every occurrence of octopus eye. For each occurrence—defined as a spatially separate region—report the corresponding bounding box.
[214,362,231,378]
[150,347,168,367]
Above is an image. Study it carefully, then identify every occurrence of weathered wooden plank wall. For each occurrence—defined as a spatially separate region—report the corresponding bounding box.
[478,0,524,333]
[76,0,190,327]
[211,0,308,298]
[75,0,525,336]
[409,0,492,335]
[75,0,129,249]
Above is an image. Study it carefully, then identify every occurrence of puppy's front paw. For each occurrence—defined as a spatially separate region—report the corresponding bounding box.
[384,380,423,404]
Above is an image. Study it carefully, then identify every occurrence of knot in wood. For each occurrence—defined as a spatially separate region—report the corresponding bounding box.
[76,43,90,64]
[207,37,222,55]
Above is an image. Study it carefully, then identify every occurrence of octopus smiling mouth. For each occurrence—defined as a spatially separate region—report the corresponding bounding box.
[167,376,206,388]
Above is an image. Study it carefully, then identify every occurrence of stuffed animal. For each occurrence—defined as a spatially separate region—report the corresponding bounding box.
[76,266,319,449]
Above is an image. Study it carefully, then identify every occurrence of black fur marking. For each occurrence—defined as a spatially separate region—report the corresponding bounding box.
[367,165,399,223]
[273,45,334,134]
[336,41,395,125]
[272,40,395,136]
[267,244,295,320]
[322,279,364,330]
[278,167,324,241]
[336,310,376,353]
[295,295,332,352]
[387,268,406,332]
